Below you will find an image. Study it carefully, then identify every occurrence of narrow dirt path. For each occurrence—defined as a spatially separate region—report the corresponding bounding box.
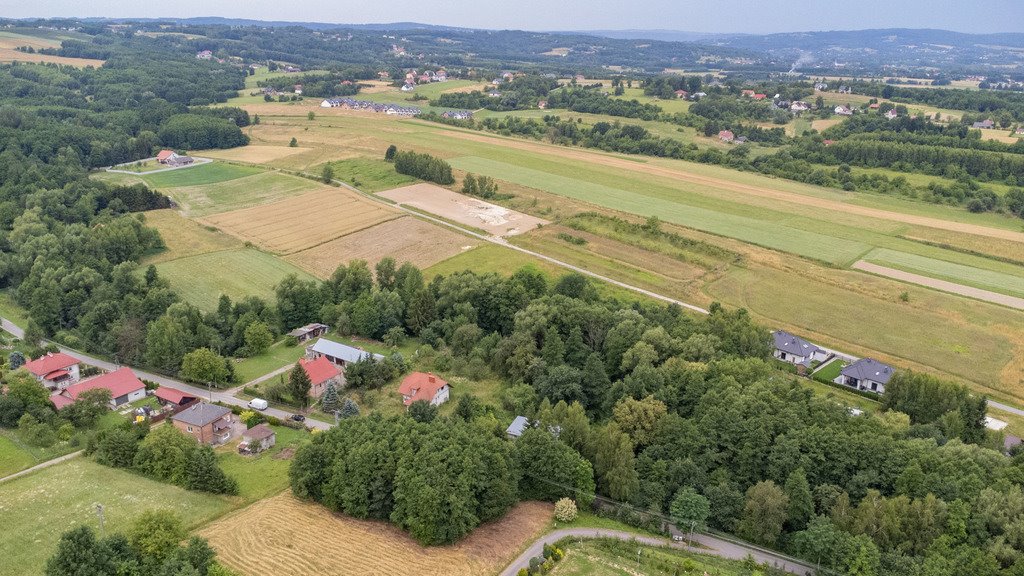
[852,261,1024,310]
[0,450,83,483]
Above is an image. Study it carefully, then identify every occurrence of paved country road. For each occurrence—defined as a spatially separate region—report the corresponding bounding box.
[497,528,818,576]
[0,319,332,431]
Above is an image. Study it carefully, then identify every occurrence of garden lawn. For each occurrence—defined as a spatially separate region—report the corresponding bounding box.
[154,248,314,310]
[0,430,80,479]
[233,339,313,384]
[550,539,751,576]
[216,425,310,501]
[0,458,233,576]
[141,162,262,189]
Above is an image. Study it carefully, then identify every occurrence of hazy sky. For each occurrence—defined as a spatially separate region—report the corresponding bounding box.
[5,0,1024,34]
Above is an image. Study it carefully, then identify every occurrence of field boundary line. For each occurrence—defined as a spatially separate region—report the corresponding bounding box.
[852,260,1024,311]
[0,450,83,483]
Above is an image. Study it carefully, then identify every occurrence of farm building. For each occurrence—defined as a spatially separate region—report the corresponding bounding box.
[287,323,328,343]
[166,155,194,167]
[973,119,995,129]
[308,338,384,368]
[239,423,276,454]
[172,402,234,445]
[299,356,342,397]
[398,372,450,407]
[506,416,530,439]
[834,358,894,394]
[22,352,80,390]
[154,386,198,409]
[50,367,146,409]
[772,330,827,367]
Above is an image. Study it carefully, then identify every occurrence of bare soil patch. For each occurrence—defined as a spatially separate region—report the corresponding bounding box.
[378,183,548,236]
[198,493,553,576]
[200,188,399,254]
[287,216,478,278]
[0,48,104,67]
[194,145,311,164]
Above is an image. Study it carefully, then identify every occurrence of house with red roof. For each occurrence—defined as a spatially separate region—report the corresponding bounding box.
[23,352,80,390]
[156,150,178,164]
[718,130,735,143]
[299,356,342,398]
[752,93,767,100]
[398,372,450,407]
[50,367,146,409]
[741,89,755,97]
[674,89,688,99]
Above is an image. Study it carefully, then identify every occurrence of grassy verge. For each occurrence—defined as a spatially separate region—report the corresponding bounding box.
[216,425,310,501]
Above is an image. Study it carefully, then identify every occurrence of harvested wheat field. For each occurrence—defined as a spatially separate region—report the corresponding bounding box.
[378,183,548,236]
[193,145,312,164]
[201,188,399,254]
[287,216,479,277]
[199,493,553,576]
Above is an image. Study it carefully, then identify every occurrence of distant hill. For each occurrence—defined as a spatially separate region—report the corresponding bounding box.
[556,29,737,43]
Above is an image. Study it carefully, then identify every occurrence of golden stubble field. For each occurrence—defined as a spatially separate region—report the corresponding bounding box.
[200,188,399,254]
[199,493,553,576]
[287,216,479,278]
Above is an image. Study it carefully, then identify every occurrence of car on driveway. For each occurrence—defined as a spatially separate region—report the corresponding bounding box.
[290,414,306,422]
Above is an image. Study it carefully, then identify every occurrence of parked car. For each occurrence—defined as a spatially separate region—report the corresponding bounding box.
[290,414,305,422]
[671,534,684,542]
[248,398,268,411]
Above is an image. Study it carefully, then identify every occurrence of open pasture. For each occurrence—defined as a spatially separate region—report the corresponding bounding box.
[200,493,553,576]
[201,187,398,253]
[154,248,314,309]
[0,30,104,67]
[286,216,478,278]
[861,248,1024,298]
[141,161,262,189]
[142,209,242,264]
[160,170,323,217]
[378,183,549,237]
[318,157,417,192]
[0,459,233,576]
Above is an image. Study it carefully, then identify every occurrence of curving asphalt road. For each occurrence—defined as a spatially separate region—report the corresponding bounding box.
[497,528,817,576]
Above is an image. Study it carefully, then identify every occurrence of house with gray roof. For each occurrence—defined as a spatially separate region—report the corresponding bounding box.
[172,403,234,445]
[308,338,384,367]
[772,330,827,367]
[834,358,894,394]
[506,416,530,439]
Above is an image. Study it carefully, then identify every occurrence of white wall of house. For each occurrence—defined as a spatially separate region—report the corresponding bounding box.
[773,350,807,365]
[431,385,450,406]
[112,388,147,407]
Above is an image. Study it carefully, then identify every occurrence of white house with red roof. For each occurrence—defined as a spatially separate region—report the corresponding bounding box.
[50,367,146,410]
[398,372,450,407]
[23,352,80,390]
[156,150,179,164]
[299,356,342,398]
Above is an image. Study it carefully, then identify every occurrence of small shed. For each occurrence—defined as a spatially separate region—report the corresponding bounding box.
[506,416,530,439]
[240,423,276,454]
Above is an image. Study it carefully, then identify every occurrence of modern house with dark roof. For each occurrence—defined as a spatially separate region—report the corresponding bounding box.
[50,367,146,409]
[772,330,827,367]
[172,403,234,445]
[308,338,384,367]
[834,358,894,394]
[23,352,80,389]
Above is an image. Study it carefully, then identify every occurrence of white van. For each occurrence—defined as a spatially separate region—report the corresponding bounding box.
[248,398,268,411]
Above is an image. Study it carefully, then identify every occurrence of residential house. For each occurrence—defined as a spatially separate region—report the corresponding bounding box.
[752,93,767,100]
[287,323,328,343]
[813,82,829,91]
[834,105,853,116]
[284,65,301,73]
[401,83,415,92]
[50,367,146,409]
[378,70,391,80]
[741,89,755,97]
[537,100,548,109]
[674,89,689,99]
[790,101,811,112]
[398,372,450,407]
[239,423,276,454]
[23,352,80,390]
[154,386,198,409]
[885,109,899,120]
[172,403,234,445]
[834,358,894,394]
[156,150,178,164]
[1016,127,1024,136]
[772,330,827,367]
[837,85,852,94]
[823,139,836,146]
[418,74,431,83]
[718,130,735,143]
[734,136,748,144]
[294,84,303,95]
[435,70,448,82]
[308,338,384,368]
[869,103,881,110]
[506,416,530,439]
[691,91,707,99]
[299,356,342,397]
[973,119,995,129]
[195,50,213,60]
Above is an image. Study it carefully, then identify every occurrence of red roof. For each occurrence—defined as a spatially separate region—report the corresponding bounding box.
[44,369,71,381]
[50,393,74,410]
[155,386,196,405]
[156,150,175,161]
[299,357,340,386]
[753,94,767,100]
[23,352,79,378]
[719,130,734,139]
[63,367,144,401]
[398,372,448,406]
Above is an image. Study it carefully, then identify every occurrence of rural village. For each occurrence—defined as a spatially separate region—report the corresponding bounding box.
[2,9,1024,576]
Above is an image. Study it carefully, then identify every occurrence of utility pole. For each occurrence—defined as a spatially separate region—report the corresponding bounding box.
[95,503,105,538]
[636,548,641,569]
[689,520,696,548]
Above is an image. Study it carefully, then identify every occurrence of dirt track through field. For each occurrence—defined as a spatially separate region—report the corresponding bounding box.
[852,261,1024,310]
[438,128,1024,245]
